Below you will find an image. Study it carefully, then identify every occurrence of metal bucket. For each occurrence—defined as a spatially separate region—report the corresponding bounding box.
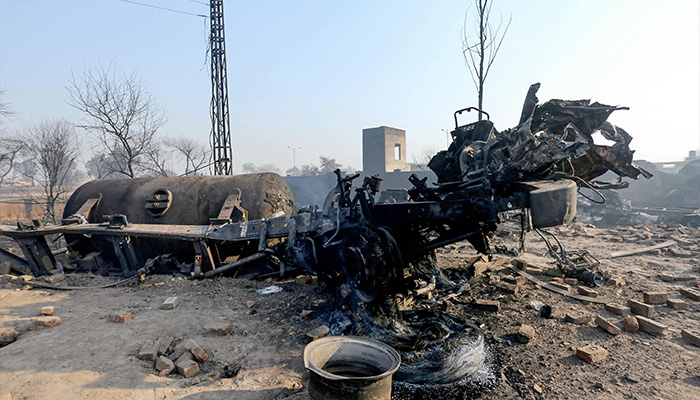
[304,336,401,400]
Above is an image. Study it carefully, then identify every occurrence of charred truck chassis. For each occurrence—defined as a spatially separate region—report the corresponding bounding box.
[0,84,650,301]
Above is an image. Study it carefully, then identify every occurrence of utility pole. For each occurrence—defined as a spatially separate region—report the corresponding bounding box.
[287,146,301,175]
[210,0,232,175]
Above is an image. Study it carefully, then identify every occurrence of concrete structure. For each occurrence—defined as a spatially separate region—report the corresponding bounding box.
[362,126,410,175]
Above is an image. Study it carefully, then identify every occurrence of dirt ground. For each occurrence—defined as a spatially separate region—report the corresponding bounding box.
[1,221,699,399]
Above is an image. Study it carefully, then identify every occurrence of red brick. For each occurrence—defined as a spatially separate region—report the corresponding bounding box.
[496,282,519,295]
[604,303,628,316]
[40,306,55,316]
[203,323,233,335]
[110,313,131,323]
[643,292,668,305]
[564,278,578,285]
[576,344,608,363]
[245,301,255,308]
[577,287,598,298]
[549,282,572,291]
[305,325,330,342]
[635,316,668,336]
[473,299,500,312]
[666,299,689,310]
[679,288,700,301]
[565,312,593,325]
[176,359,199,377]
[680,329,700,347]
[595,315,621,336]
[34,316,61,327]
[627,299,654,318]
[189,346,208,363]
[623,316,639,332]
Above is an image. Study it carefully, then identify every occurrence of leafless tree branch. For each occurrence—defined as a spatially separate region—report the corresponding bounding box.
[461,0,511,121]
[21,119,79,222]
[66,63,166,178]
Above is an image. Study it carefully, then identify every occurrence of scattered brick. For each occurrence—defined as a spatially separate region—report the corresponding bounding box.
[643,292,668,305]
[488,275,500,285]
[549,281,572,291]
[545,268,564,278]
[503,275,526,286]
[604,303,629,316]
[565,312,593,325]
[666,299,689,310]
[40,306,55,316]
[155,356,175,376]
[680,329,700,347]
[245,301,256,308]
[0,327,20,346]
[595,315,621,336]
[670,248,692,257]
[532,384,543,394]
[627,299,654,318]
[138,344,157,361]
[295,275,313,285]
[34,316,61,328]
[138,336,173,361]
[181,339,208,363]
[679,288,700,301]
[175,350,196,366]
[577,287,598,298]
[203,323,233,335]
[473,299,500,312]
[176,359,199,378]
[516,324,536,343]
[305,325,330,342]
[576,344,608,363]
[496,282,519,295]
[635,316,668,336]
[161,296,180,310]
[190,346,208,363]
[300,310,314,320]
[524,266,543,275]
[607,277,626,286]
[44,274,65,284]
[564,278,578,285]
[110,313,131,323]
[623,316,639,332]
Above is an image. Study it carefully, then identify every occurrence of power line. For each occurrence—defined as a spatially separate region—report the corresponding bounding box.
[115,0,207,18]
[183,0,209,6]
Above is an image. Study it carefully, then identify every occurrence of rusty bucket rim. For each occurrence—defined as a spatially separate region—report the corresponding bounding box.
[303,335,401,382]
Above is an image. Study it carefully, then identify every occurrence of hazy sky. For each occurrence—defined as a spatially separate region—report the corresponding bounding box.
[1,0,698,173]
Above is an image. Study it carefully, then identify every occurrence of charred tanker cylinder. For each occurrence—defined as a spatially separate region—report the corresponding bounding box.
[62,174,296,275]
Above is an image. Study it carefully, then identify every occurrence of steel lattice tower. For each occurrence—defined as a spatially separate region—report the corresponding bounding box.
[210,0,232,175]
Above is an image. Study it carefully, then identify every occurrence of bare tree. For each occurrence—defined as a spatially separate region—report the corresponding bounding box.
[411,146,439,166]
[21,120,79,222]
[461,0,511,121]
[0,136,22,187]
[166,137,209,176]
[0,88,21,186]
[0,88,13,120]
[141,139,175,177]
[67,63,165,178]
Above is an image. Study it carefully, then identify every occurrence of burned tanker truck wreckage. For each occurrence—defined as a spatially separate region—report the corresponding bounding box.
[0,84,650,393]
